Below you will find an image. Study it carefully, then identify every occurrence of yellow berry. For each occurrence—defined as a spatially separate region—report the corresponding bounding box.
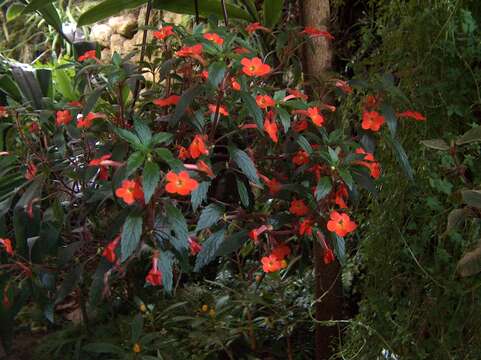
[139,304,147,313]
[201,304,209,312]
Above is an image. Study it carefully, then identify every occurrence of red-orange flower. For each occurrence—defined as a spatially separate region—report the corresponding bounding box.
[271,244,291,260]
[256,95,276,109]
[68,101,82,107]
[203,32,224,45]
[292,119,309,132]
[115,179,144,205]
[25,162,37,181]
[397,110,426,121]
[260,175,282,195]
[0,238,13,256]
[0,106,8,118]
[299,218,313,236]
[292,150,309,166]
[189,237,202,255]
[234,47,250,54]
[249,225,269,243]
[326,211,357,237]
[197,160,215,178]
[361,110,385,132]
[77,112,104,128]
[177,145,190,160]
[208,104,229,116]
[335,80,353,94]
[230,77,241,91]
[56,110,73,126]
[289,199,309,216]
[188,135,209,159]
[146,256,162,286]
[364,95,380,110]
[261,255,283,272]
[175,44,204,62]
[153,26,174,40]
[165,171,199,196]
[102,235,120,263]
[286,88,308,101]
[302,27,335,40]
[264,111,278,143]
[355,148,381,179]
[246,22,270,33]
[240,57,271,77]
[323,248,335,264]
[334,183,349,209]
[89,154,122,181]
[201,70,209,80]
[153,95,180,107]
[78,50,97,62]
[307,107,324,127]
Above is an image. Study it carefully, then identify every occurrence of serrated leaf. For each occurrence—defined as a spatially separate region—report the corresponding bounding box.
[297,135,313,154]
[116,128,142,147]
[278,106,290,133]
[240,92,264,130]
[196,204,224,232]
[125,151,145,177]
[142,161,160,203]
[165,202,189,251]
[192,181,210,211]
[315,177,332,201]
[158,251,174,293]
[207,62,226,88]
[338,169,354,190]
[387,135,414,181]
[216,230,249,256]
[152,132,173,145]
[121,215,143,262]
[134,119,152,146]
[421,139,450,151]
[236,178,250,208]
[194,229,226,271]
[229,147,260,184]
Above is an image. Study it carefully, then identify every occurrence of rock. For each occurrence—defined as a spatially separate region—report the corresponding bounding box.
[109,14,138,38]
[162,11,186,25]
[90,23,112,47]
[101,48,111,62]
[110,34,126,55]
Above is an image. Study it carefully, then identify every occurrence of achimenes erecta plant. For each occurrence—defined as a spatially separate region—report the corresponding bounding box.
[0,20,426,315]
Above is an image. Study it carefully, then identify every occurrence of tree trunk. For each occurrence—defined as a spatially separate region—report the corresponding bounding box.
[301,1,343,359]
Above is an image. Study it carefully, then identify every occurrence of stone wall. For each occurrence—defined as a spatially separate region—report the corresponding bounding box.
[89,7,186,62]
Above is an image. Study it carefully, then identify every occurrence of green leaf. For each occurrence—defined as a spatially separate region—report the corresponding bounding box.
[55,264,82,304]
[457,242,481,277]
[153,0,251,20]
[461,190,481,209]
[380,103,397,137]
[155,148,184,171]
[54,69,77,101]
[23,0,54,12]
[152,132,173,145]
[170,85,203,126]
[421,139,450,151]
[456,126,481,145]
[332,234,346,265]
[38,3,63,36]
[83,343,124,354]
[0,74,22,102]
[83,86,106,115]
[6,3,25,22]
[315,177,332,201]
[297,135,313,154]
[338,169,354,191]
[236,178,250,208]
[131,314,144,342]
[134,119,152,146]
[196,204,224,232]
[387,135,414,181]
[240,92,264,130]
[142,161,160,203]
[263,0,284,28]
[165,202,189,251]
[116,128,142,147]
[78,0,148,26]
[125,151,145,177]
[278,107,291,133]
[158,251,174,293]
[216,230,249,257]
[208,62,226,88]
[10,66,44,109]
[121,215,143,262]
[194,229,226,271]
[192,181,210,211]
[229,147,260,184]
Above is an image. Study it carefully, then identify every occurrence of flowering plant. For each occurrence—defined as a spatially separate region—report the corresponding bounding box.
[0,19,424,327]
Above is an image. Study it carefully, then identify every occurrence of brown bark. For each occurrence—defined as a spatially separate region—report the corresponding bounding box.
[302,0,332,90]
[302,2,343,357]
